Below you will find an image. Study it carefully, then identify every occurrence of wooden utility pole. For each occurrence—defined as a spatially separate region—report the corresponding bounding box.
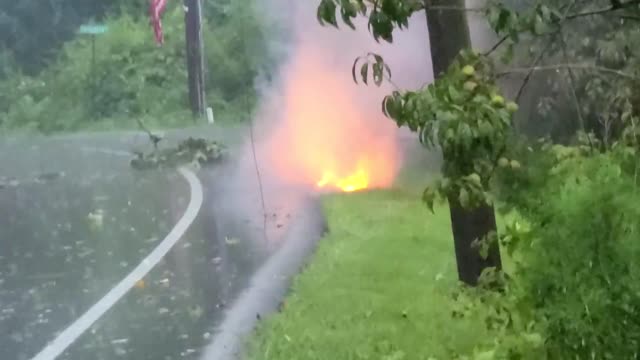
[184,0,206,118]
[424,0,502,285]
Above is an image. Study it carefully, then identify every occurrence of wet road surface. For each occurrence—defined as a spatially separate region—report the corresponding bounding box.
[0,130,311,360]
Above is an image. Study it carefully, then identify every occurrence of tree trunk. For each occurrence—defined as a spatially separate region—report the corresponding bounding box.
[424,0,471,77]
[424,0,502,285]
[184,0,206,118]
[448,196,502,285]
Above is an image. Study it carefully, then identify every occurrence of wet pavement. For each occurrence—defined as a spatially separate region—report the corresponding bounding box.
[0,129,310,360]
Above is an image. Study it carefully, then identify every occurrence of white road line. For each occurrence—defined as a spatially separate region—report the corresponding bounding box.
[30,167,204,360]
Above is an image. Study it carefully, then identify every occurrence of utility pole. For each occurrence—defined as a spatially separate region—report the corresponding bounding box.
[184,0,206,118]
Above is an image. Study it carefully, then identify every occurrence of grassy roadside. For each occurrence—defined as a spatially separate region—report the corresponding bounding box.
[244,189,498,360]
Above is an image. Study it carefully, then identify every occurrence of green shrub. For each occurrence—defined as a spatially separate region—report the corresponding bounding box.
[517,154,640,359]
[462,148,640,359]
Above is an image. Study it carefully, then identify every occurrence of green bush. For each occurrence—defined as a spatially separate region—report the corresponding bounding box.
[0,0,273,133]
[517,153,640,359]
[462,148,640,359]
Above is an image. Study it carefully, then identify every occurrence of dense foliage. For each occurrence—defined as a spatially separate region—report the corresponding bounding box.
[0,0,275,132]
[380,51,519,211]
[448,141,638,359]
[518,154,640,359]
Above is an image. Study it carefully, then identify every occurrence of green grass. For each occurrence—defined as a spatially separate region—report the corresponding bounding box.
[244,189,498,360]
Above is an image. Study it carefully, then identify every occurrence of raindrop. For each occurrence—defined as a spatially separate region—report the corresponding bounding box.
[111,338,129,345]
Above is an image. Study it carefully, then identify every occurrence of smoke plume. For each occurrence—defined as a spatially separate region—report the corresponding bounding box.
[232,0,495,193]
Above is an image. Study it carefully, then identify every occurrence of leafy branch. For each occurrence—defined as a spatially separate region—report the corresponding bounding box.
[351,52,392,86]
[381,51,520,211]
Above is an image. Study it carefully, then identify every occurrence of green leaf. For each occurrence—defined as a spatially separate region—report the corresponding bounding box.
[458,122,473,149]
[474,349,495,360]
[477,239,489,260]
[373,62,384,86]
[419,122,435,146]
[422,187,436,213]
[383,94,397,119]
[472,95,490,104]
[381,0,399,19]
[445,128,455,140]
[382,96,391,117]
[340,0,357,29]
[549,7,562,22]
[448,85,462,102]
[354,0,367,15]
[459,188,470,208]
[317,0,338,27]
[538,5,551,22]
[491,7,512,34]
[371,53,392,80]
[487,5,500,29]
[361,63,369,85]
[500,42,514,64]
[478,121,493,137]
[351,56,363,84]
[523,332,544,348]
[368,10,394,43]
[533,14,545,35]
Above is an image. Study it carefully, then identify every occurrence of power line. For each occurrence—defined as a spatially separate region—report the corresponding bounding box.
[249,114,269,243]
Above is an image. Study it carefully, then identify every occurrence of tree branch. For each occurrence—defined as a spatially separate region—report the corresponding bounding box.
[620,14,640,21]
[514,40,555,103]
[136,118,163,150]
[483,0,640,56]
[422,5,483,12]
[484,35,508,57]
[565,0,640,19]
[499,64,640,81]
[558,26,593,149]
[512,0,580,103]
[560,54,586,134]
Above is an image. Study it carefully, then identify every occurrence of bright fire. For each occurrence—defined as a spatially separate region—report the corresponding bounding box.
[317,168,369,192]
[265,45,400,193]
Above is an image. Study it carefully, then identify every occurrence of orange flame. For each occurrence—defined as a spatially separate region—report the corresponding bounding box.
[317,168,369,192]
[265,45,400,193]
